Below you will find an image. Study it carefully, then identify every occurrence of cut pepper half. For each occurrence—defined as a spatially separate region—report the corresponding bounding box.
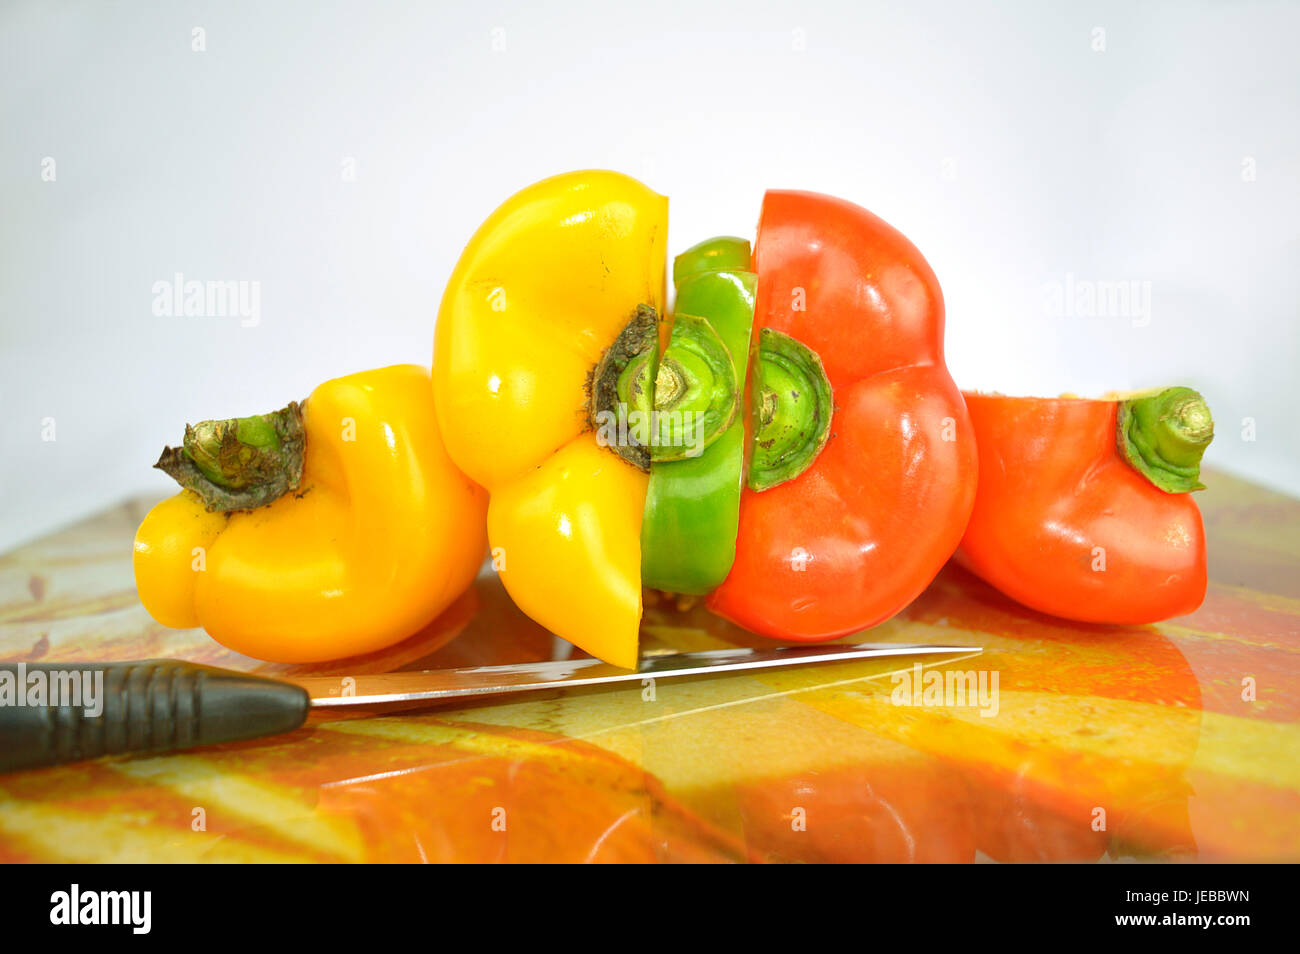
[706,190,978,641]
[639,242,757,594]
[433,171,667,668]
[955,387,1213,623]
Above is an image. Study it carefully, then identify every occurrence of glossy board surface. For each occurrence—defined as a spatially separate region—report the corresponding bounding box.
[0,470,1296,862]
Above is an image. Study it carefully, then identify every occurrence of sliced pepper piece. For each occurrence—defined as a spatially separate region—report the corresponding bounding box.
[133,365,488,662]
[640,257,757,594]
[707,191,979,641]
[433,171,667,668]
[488,436,647,667]
[955,387,1213,623]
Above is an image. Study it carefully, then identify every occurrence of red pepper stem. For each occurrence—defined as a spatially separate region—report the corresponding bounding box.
[1117,387,1213,493]
[747,329,833,492]
[154,403,306,512]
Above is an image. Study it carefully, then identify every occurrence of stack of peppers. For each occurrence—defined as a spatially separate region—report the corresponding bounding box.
[135,170,1214,667]
[431,172,982,667]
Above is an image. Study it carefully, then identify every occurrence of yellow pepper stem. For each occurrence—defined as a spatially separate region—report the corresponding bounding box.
[586,304,660,471]
[154,402,306,512]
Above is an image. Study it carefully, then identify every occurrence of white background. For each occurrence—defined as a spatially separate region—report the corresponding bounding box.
[2,0,1297,552]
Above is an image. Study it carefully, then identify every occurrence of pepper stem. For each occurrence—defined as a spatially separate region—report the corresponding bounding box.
[647,314,738,462]
[1117,387,1213,493]
[155,402,306,512]
[587,304,660,471]
[748,329,833,492]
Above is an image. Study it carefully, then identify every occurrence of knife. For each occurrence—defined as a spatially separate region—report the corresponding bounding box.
[0,643,975,773]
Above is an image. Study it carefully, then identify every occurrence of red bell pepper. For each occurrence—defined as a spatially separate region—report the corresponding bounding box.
[955,389,1213,623]
[706,191,978,641]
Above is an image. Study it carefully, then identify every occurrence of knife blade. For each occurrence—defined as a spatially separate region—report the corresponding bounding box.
[0,643,976,773]
[293,642,978,706]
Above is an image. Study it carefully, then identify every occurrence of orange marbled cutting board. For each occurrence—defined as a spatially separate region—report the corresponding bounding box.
[0,469,1297,862]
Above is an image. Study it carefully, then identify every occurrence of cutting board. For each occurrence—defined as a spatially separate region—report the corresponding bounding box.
[1,469,1297,862]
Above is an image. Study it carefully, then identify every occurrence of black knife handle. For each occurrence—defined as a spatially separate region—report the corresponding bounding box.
[0,660,310,773]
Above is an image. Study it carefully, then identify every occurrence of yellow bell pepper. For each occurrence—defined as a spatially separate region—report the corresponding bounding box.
[433,171,667,668]
[133,365,488,662]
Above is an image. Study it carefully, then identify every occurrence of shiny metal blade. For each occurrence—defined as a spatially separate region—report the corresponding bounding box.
[295,643,978,707]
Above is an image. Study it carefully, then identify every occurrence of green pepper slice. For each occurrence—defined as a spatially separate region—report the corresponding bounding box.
[640,238,756,594]
[672,235,752,288]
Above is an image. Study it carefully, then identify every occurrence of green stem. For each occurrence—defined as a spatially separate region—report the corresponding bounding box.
[647,314,738,462]
[155,402,306,512]
[587,304,660,471]
[1117,387,1214,493]
[748,329,834,492]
